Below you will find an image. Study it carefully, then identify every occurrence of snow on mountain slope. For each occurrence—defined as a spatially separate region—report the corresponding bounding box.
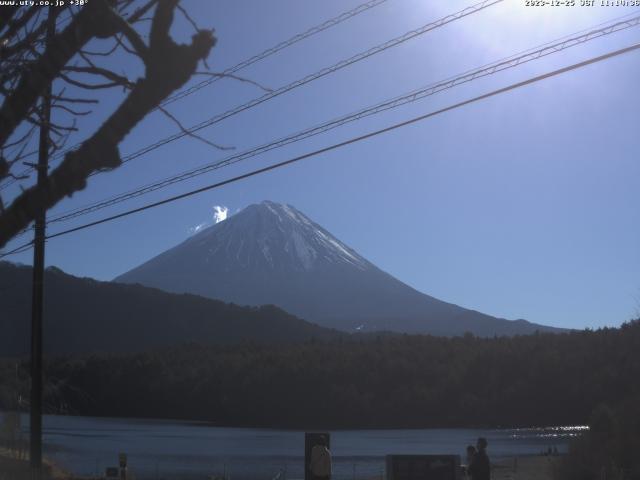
[184,201,368,272]
[115,201,561,336]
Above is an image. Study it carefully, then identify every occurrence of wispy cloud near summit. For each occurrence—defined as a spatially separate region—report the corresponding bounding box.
[189,205,229,235]
[213,205,228,224]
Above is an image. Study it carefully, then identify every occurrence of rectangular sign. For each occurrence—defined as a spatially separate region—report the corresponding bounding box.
[385,455,461,480]
[105,467,119,478]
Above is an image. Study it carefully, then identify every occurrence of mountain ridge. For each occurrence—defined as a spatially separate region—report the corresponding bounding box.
[0,261,341,356]
[116,201,562,336]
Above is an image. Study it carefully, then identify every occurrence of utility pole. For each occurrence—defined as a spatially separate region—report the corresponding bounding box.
[30,6,55,478]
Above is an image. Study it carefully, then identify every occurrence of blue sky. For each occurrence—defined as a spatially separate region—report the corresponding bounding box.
[3,0,640,330]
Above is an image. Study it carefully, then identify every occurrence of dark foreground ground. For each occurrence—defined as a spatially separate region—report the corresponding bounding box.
[1,447,559,480]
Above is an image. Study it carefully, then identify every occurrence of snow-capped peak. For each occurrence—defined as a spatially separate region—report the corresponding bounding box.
[254,201,368,271]
[185,201,369,272]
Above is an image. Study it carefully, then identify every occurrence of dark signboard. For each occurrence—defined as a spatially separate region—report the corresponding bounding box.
[105,467,119,478]
[385,455,461,480]
[305,432,331,480]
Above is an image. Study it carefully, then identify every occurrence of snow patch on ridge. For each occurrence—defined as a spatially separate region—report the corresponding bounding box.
[264,202,284,223]
[313,229,364,268]
[290,230,318,270]
[257,201,368,271]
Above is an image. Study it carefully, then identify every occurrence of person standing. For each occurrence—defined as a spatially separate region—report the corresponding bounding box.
[468,437,490,480]
[464,445,477,478]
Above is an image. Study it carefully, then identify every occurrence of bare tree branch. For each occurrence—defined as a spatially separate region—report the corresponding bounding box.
[127,0,159,23]
[0,0,216,247]
[109,13,149,61]
[113,33,140,57]
[0,7,37,45]
[0,5,20,33]
[158,106,233,151]
[194,71,273,93]
[0,0,119,148]
[52,104,92,116]
[59,71,131,91]
[177,3,199,33]
[2,125,36,150]
[0,17,48,62]
[62,65,134,88]
[51,95,99,105]
[80,40,120,57]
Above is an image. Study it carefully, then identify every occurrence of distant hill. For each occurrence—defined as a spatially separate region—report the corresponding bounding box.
[0,261,340,356]
[116,200,562,337]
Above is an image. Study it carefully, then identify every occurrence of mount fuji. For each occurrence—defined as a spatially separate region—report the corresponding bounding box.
[115,201,559,336]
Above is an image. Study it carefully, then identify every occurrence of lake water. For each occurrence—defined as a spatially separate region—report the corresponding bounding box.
[17,414,585,480]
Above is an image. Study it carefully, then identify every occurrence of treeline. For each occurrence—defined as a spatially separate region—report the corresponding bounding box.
[559,397,640,479]
[2,320,639,430]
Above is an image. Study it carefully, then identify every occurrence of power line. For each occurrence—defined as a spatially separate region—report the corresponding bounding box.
[2,41,638,257]
[37,0,510,223]
[1,0,501,194]
[0,39,632,256]
[110,0,502,169]
[3,0,503,199]
[0,0,389,191]
[161,0,390,107]
[45,13,640,226]
[0,240,34,259]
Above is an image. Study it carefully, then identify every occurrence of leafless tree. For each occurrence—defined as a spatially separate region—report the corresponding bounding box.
[0,0,217,248]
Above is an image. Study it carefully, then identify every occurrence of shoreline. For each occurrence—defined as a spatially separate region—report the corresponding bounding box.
[4,409,588,433]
